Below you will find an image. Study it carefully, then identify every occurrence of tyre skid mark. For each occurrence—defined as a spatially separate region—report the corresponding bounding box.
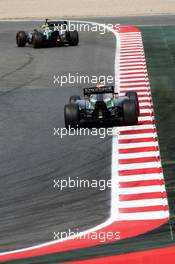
[0,52,33,80]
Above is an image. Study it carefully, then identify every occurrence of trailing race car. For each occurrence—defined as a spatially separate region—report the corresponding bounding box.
[16,19,79,48]
[64,86,139,128]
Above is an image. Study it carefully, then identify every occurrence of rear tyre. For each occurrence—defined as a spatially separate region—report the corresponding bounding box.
[125,91,139,115]
[123,99,138,125]
[67,30,79,46]
[32,32,43,48]
[16,31,27,47]
[69,95,81,104]
[64,104,80,129]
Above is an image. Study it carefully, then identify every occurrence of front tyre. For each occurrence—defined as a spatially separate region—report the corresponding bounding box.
[64,104,80,129]
[16,31,27,47]
[67,30,79,46]
[32,32,43,48]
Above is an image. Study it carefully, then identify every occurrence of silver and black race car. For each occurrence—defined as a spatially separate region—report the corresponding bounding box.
[16,19,79,48]
[64,86,139,128]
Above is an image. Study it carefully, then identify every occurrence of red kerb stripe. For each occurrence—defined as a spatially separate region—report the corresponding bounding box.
[119,146,159,154]
[119,192,167,201]
[119,179,164,188]
[119,205,168,213]
[119,137,157,144]
[119,167,162,176]
[119,156,160,164]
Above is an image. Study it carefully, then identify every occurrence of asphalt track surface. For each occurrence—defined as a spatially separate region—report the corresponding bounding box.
[0,21,115,252]
[0,16,175,255]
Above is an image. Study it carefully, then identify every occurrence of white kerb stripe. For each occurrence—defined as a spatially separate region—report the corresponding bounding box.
[120,59,145,62]
[117,211,169,220]
[121,52,144,55]
[119,32,141,35]
[120,82,149,87]
[118,161,161,170]
[118,174,163,182]
[118,185,166,195]
[119,198,168,208]
[120,66,147,70]
[139,102,152,106]
[119,69,147,73]
[118,151,160,159]
[115,124,155,131]
[120,87,150,91]
[118,141,158,149]
[119,133,157,139]
[138,116,153,122]
[140,109,153,114]
[120,55,145,59]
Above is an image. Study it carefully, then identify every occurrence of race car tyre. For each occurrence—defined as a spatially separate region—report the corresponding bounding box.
[64,104,80,129]
[32,32,43,48]
[123,99,138,125]
[125,91,139,115]
[67,30,79,46]
[16,31,27,47]
[69,95,81,104]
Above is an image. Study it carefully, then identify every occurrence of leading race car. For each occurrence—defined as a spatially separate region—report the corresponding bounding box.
[16,19,79,48]
[64,86,139,128]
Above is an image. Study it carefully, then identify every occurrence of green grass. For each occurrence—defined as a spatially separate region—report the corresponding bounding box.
[140,26,175,218]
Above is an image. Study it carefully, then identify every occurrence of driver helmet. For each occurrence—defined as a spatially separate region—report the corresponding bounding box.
[96,77,105,89]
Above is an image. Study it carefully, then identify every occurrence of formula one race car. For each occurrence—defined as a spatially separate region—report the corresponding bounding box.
[16,19,79,48]
[64,86,139,128]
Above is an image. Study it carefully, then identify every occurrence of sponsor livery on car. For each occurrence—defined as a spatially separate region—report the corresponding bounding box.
[16,19,79,48]
[64,86,139,128]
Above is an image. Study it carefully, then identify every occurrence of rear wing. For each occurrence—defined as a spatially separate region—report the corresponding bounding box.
[83,86,114,96]
[47,20,68,26]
